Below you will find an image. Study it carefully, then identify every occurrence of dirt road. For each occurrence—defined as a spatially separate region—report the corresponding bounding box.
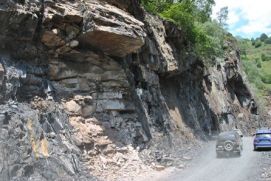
[158,137,263,181]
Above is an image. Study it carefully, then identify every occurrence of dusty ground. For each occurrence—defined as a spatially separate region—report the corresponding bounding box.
[139,137,271,181]
[259,151,271,180]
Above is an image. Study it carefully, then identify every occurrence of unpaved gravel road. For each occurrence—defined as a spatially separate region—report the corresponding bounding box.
[158,137,265,181]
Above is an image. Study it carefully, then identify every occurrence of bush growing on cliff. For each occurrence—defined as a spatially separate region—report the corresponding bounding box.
[141,0,215,20]
[142,0,224,59]
[141,0,173,14]
[194,21,224,57]
[161,3,224,58]
[160,2,196,43]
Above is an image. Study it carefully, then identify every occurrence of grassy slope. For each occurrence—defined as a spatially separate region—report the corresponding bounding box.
[262,61,271,76]
[239,40,271,98]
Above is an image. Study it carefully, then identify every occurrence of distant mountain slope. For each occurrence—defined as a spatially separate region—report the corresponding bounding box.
[239,37,271,97]
[239,35,271,122]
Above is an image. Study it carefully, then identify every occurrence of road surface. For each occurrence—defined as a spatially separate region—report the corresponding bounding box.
[158,137,263,181]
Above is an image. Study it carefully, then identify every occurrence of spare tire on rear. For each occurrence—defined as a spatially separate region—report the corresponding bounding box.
[224,141,234,151]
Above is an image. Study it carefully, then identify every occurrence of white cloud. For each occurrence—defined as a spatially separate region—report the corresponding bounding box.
[227,10,240,25]
[212,0,271,38]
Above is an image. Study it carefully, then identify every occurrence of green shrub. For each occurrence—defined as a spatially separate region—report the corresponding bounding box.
[160,2,197,43]
[261,53,267,61]
[239,36,271,98]
[241,55,248,60]
[264,37,271,44]
[243,60,265,89]
[251,38,256,46]
[260,33,268,42]
[254,40,262,48]
[194,21,224,57]
[141,0,172,14]
[256,58,262,68]
[142,0,224,60]
[159,1,225,59]
[261,74,271,84]
[261,53,271,61]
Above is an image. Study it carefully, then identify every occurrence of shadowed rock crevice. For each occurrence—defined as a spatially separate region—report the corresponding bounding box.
[160,74,216,139]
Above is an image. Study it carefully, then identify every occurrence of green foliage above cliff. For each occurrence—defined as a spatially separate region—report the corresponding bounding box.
[141,0,215,21]
[141,0,172,13]
[160,2,196,43]
[194,21,224,57]
[141,0,225,60]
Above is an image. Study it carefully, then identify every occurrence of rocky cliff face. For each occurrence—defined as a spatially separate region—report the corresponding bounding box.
[0,0,259,180]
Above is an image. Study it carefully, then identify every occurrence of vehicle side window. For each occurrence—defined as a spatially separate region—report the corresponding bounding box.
[256,133,271,138]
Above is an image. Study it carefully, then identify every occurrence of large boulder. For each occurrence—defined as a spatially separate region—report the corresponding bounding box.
[41,0,145,57]
[80,0,145,57]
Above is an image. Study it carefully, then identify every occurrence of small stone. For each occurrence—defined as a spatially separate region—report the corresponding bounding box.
[127,145,134,151]
[153,165,165,171]
[103,144,117,155]
[52,28,58,34]
[69,40,79,48]
[41,31,65,47]
[48,132,56,138]
[94,136,112,147]
[74,95,92,102]
[177,164,185,169]
[116,146,129,153]
[182,156,192,161]
[65,100,82,114]
[237,113,244,119]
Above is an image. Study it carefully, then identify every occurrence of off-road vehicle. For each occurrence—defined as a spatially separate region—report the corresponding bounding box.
[216,131,243,158]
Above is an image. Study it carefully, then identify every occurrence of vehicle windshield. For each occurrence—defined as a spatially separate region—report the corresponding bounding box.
[255,133,271,138]
[218,133,236,141]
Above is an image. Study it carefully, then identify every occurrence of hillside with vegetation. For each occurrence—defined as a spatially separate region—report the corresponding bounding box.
[238,33,271,102]
[141,0,271,103]
[141,0,228,61]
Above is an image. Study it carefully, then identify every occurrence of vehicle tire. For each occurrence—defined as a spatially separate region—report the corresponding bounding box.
[224,141,234,152]
[236,151,241,157]
[254,146,257,151]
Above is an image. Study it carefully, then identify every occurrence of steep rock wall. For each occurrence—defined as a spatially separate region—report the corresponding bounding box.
[0,0,259,180]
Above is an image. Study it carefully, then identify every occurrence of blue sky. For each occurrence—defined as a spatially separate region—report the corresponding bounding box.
[212,0,271,39]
